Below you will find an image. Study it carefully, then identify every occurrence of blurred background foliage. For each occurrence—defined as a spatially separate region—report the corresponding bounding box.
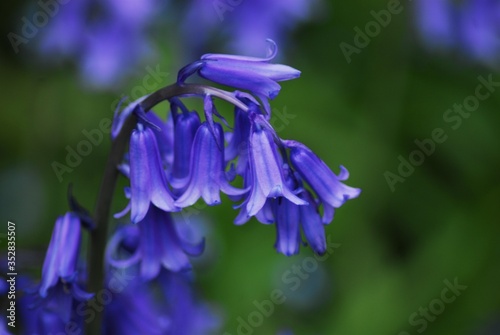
[1,0,499,334]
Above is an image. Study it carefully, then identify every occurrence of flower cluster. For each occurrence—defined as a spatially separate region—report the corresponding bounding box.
[414,0,500,66]
[25,211,217,334]
[113,42,360,259]
[25,43,360,334]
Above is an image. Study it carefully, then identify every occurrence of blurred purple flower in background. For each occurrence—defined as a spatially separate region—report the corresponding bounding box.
[39,0,156,88]
[103,278,169,335]
[414,0,456,49]
[33,0,322,88]
[183,0,320,55]
[414,0,500,66]
[459,0,500,64]
[102,268,219,334]
[158,271,221,335]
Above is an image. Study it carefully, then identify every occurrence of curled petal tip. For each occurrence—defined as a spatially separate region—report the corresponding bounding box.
[265,39,278,59]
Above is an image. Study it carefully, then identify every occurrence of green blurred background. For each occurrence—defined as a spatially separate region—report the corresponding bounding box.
[1,0,499,334]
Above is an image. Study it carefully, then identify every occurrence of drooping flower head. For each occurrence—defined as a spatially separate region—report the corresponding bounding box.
[112,41,360,257]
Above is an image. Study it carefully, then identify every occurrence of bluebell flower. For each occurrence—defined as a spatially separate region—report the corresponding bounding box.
[175,122,247,208]
[273,188,327,256]
[286,140,361,223]
[32,212,92,323]
[128,123,179,223]
[107,206,204,280]
[242,119,306,219]
[115,42,360,258]
[178,41,300,111]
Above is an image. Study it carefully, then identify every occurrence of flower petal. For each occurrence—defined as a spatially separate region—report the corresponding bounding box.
[129,127,154,223]
[288,141,361,208]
